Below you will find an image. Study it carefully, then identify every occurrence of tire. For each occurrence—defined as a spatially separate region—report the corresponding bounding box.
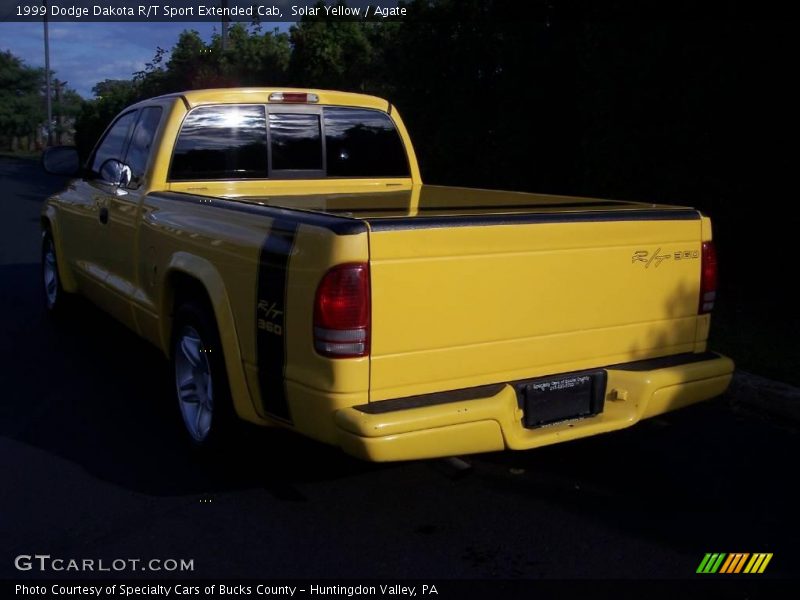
[41,230,68,314]
[171,300,234,449]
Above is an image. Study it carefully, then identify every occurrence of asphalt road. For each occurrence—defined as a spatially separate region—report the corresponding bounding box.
[1,156,798,583]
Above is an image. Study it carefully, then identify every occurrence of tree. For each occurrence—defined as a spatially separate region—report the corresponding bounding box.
[73,79,137,158]
[0,50,45,150]
[52,83,83,145]
[209,24,291,87]
[163,29,214,91]
[288,4,374,90]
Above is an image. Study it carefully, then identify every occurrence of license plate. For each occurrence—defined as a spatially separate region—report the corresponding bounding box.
[516,370,606,429]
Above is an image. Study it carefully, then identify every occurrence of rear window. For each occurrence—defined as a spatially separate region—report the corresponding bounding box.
[169,104,409,180]
[170,105,268,180]
[269,113,323,171]
[323,107,410,177]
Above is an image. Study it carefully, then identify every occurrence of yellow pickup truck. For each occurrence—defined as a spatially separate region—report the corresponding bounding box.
[41,87,734,461]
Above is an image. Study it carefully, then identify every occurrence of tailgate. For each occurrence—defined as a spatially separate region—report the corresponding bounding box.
[367,201,706,401]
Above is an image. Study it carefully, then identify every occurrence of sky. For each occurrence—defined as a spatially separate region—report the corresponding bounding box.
[0,21,290,98]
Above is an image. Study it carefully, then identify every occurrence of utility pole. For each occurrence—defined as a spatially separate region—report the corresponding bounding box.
[54,79,65,145]
[221,0,229,52]
[43,0,53,146]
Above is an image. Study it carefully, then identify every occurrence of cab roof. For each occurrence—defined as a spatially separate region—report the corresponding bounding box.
[145,87,391,112]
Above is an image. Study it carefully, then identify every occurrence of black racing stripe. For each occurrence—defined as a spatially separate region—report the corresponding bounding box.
[366,208,700,231]
[417,201,631,211]
[322,206,409,214]
[354,384,507,415]
[152,192,366,235]
[320,201,629,215]
[256,219,298,422]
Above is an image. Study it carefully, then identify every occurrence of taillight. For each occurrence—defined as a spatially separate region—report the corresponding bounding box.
[313,263,370,358]
[699,241,717,314]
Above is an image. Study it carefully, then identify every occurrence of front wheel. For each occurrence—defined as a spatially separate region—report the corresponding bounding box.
[41,231,68,313]
[171,301,233,449]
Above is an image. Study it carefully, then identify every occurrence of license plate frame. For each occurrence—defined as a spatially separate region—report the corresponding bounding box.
[515,369,607,429]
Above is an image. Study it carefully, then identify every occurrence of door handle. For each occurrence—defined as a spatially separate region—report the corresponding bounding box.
[99,206,109,224]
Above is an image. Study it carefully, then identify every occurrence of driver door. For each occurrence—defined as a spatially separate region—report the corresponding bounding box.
[78,109,138,325]
[101,106,164,330]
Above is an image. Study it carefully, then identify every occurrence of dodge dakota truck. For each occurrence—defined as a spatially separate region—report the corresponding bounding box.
[40,87,734,461]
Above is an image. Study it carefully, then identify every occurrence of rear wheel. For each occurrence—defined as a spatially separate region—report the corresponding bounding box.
[171,301,233,449]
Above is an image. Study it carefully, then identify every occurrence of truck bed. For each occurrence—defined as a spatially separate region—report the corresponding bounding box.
[235,184,697,223]
[214,185,708,401]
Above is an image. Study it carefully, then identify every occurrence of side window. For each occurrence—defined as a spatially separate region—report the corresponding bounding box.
[323,107,409,177]
[90,111,137,178]
[170,105,268,180]
[124,106,163,188]
[269,113,323,172]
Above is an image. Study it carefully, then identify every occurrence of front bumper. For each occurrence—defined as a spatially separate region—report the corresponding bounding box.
[334,352,734,462]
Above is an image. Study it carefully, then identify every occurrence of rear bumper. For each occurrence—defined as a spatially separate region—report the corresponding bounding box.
[334,352,734,462]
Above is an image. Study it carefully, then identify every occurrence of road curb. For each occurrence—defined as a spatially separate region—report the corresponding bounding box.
[726,370,800,423]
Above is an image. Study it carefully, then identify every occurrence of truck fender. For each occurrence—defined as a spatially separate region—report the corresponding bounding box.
[161,252,262,425]
[41,205,79,293]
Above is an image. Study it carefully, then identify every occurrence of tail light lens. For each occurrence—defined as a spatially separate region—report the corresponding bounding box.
[313,263,370,358]
[699,241,717,314]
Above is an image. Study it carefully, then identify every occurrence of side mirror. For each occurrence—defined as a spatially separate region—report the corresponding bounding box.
[42,146,81,176]
[99,158,132,190]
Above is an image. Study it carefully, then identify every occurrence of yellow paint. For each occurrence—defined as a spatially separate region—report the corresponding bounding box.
[758,554,773,573]
[750,554,766,573]
[743,554,758,573]
[369,217,705,400]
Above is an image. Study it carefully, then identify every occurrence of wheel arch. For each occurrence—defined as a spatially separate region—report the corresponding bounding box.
[161,252,261,424]
[41,205,78,292]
